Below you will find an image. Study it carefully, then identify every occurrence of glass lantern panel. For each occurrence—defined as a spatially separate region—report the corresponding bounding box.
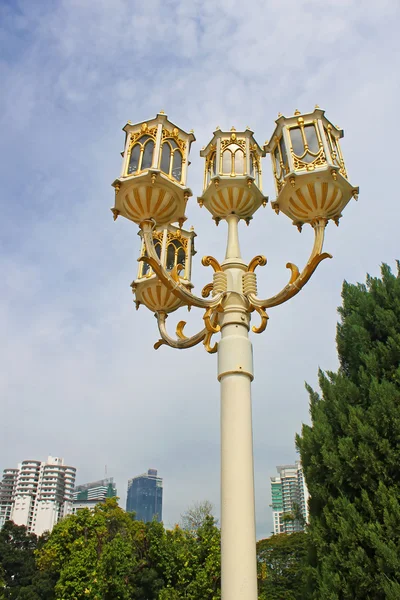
[333,137,341,166]
[154,241,162,259]
[212,153,217,176]
[274,146,281,176]
[279,137,288,173]
[290,127,304,157]
[141,140,154,170]
[249,154,254,177]
[177,247,186,267]
[172,151,182,181]
[234,149,244,174]
[324,128,335,160]
[141,250,150,276]
[166,243,176,270]
[206,166,211,187]
[160,143,171,174]
[128,144,140,174]
[304,124,319,153]
[222,150,231,174]
[169,139,178,149]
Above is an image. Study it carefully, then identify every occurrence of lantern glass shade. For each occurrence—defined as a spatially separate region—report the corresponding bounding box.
[160,144,170,173]
[235,149,244,174]
[172,151,182,181]
[159,138,183,182]
[165,239,186,271]
[141,140,154,169]
[290,127,303,157]
[128,144,141,174]
[222,150,231,174]
[304,124,319,152]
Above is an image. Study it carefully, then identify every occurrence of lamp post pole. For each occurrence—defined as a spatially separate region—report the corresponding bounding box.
[219,214,258,599]
[111,108,358,600]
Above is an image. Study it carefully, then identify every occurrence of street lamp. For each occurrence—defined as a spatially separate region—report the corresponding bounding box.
[111,107,358,600]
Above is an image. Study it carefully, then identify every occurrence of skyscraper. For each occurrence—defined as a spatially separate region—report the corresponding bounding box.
[0,456,76,535]
[126,468,163,522]
[72,478,117,513]
[270,462,309,535]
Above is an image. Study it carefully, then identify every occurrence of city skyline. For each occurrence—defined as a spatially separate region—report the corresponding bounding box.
[0,453,310,539]
[1,0,399,539]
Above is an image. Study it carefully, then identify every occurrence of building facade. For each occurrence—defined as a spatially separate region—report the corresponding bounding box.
[270,462,309,535]
[0,456,76,535]
[72,478,117,513]
[126,468,163,522]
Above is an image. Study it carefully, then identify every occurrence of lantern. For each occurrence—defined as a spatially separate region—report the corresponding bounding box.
[131,225,196,313]
[111,112,195,227]
[264,108,359,228]
[198,127,268,223]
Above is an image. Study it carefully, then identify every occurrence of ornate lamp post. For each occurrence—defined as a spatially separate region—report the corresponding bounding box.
[112,108,358,600]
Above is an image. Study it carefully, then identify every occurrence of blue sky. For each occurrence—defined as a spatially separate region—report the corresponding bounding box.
[1,0,399,537]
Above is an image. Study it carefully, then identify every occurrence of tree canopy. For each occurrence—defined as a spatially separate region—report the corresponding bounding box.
[257,532,307,599]
[297,262,400,599]
[34,498,220,600]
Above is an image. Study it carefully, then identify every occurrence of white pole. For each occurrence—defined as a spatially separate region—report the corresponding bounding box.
[218,215,258,600]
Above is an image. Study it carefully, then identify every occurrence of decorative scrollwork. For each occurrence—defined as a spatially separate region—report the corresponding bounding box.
[202,283,214,298]
[176,321,188,340]
[154,312,207,350]
[204,307,221,334]
[204,310,220,354]
[247,255,267,273]
[286,262,300,284]
[201,255,223,272]
[251,306,269,334]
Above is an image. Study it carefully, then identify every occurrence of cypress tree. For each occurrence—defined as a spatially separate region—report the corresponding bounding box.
[297,262,400,599]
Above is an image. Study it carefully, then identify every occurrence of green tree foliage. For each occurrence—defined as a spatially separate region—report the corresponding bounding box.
[37,498,147,599]
[297,263,400,599]
[256,532,307,600]
[0,520,55,600]
[33,498,221,599]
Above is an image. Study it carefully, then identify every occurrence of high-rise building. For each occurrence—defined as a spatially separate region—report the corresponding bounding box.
[0,456,76,535]
[72,478,117,513]
[270,461,309,535]
[126,468,163,522]
[0,469,18,528]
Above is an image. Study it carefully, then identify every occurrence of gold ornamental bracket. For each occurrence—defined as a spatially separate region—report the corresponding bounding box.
[154,306,221,353]
[246,218,332,310]
[154,312,208,350]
